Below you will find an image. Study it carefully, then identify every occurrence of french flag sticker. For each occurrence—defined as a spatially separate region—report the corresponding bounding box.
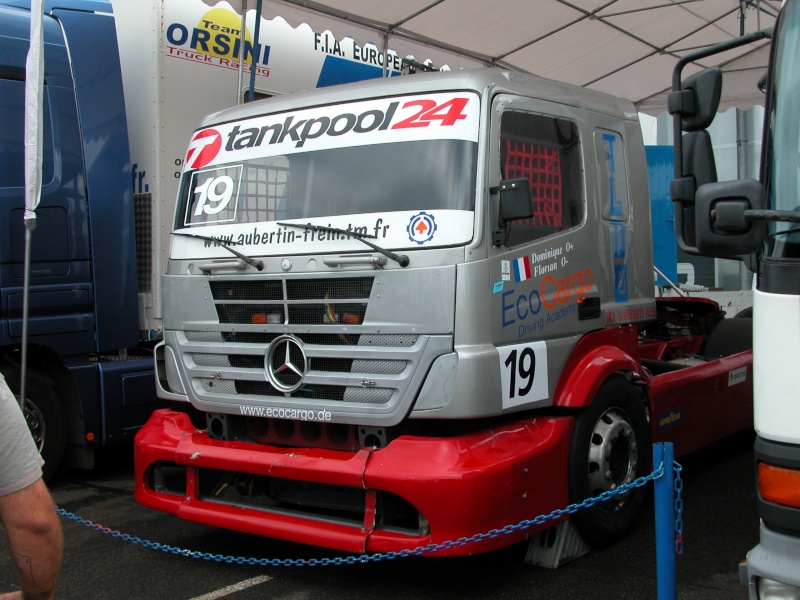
[513,256,532,282]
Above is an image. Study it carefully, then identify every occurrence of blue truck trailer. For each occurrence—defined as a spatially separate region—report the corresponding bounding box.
[1,0,153,479]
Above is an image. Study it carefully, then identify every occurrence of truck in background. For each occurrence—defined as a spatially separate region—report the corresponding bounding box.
[647,144,754,318]
[0,0,408,479]
[134,67,755,557]
[668,0,800,595]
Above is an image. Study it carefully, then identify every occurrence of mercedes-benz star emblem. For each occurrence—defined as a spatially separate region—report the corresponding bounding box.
[265,334,307,393]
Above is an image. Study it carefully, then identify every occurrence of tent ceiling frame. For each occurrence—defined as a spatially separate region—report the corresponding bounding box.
[272,0,779,109]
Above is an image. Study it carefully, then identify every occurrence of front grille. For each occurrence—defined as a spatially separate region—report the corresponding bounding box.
[192,354,231,367]
[199,379,237,394]
[173,274,444,415]
[209,277,373,326]
[187,466,424,535]
[251,379,345,399]
[209,280,284,301]
[287,277,373,300]
[245,417,357,449]
[321,358,406,375]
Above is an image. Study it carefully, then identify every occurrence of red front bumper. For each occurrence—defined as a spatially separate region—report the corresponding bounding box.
[134,409,573,556]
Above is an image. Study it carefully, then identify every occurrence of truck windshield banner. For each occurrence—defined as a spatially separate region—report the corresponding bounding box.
[170,91,479,259]
[170,210,475,259]
[183,91,481,170]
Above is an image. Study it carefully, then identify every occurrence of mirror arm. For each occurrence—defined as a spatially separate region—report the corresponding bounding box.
[743,209,800,224]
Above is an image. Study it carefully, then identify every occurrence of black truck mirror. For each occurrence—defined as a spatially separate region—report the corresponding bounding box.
[496,177,533,223]
[695,179,766,257]
[669,28,771,255]
[491,177,534,247]
[670,129,719,248]
[668,67,722,132]
[668,68,722,253]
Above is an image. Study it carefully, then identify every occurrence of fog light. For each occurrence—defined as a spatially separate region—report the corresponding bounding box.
[757,577,800,600]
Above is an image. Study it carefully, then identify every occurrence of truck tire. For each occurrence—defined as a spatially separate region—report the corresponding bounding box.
[567,376,650,547]
[4,372,66,483]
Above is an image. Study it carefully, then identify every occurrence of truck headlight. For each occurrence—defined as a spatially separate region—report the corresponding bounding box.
[757,577,800,600]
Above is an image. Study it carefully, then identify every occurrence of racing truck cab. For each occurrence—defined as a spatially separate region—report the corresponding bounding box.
[135,69,753,556]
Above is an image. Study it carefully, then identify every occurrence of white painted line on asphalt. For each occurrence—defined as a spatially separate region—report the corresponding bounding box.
[189,575,273,600]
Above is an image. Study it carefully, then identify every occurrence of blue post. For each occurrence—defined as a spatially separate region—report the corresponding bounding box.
[654,442,677,600]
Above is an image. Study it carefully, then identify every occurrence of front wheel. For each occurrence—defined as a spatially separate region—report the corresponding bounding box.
[567,376,650,547]
[4,372,66,482]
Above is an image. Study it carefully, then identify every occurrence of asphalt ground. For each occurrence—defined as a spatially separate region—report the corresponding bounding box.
[1,430,758,599]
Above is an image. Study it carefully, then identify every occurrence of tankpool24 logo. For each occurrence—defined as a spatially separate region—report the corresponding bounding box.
[407,212,437,244]
[185,129,223,170]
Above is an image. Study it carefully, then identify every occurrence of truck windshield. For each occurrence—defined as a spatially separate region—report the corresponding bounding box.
[172,91,480,259]
[766,0,800,258]
[178,139,476,225]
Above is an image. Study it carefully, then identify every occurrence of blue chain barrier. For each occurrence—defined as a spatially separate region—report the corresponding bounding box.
[673,461,684,554]
[55,460,678,567]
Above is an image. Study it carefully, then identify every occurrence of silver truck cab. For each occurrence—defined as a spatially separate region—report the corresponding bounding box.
[156,69,655,434]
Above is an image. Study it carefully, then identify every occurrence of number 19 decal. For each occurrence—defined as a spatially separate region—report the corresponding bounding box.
[498,341,548,409]
[185,165,242,226]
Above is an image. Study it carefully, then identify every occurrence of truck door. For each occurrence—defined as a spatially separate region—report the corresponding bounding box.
[0,9,94,353]
[591,119,656,326]
[488,96,598,410]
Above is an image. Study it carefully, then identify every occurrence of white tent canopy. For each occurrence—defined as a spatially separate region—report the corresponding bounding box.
[242,0,779,114]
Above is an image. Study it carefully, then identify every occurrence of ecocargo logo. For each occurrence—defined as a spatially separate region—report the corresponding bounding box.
[165,6,270,72]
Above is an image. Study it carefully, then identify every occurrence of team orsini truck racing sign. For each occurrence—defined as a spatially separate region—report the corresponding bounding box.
[165,0,407,94]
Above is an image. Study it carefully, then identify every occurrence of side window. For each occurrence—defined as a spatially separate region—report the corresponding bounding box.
[594,129,629,221]
[0,76,55,189]
[500,111,583,246]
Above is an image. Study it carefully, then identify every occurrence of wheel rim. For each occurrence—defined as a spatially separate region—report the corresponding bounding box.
[586,407,638,512]
[22,399,47,454]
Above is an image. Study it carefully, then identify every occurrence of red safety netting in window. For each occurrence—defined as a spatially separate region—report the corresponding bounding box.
[504,139,562,227]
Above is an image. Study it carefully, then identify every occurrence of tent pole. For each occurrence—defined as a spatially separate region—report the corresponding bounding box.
[237,0,246,105]
[382,31,389,78]
[247,0,263,102]
[21,0,45,412]
[737,0,753,291]
[19,220,36,411]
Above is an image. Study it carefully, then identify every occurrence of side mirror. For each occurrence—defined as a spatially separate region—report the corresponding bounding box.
[491,178,533,247]
[668,28,772,257]
[671,130,719,248]
[496,178,533,222]
[695,179,766,256]
[669,68,721,253]
[668,67,722,132]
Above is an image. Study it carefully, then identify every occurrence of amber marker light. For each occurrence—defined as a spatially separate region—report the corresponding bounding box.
[251,314,267,324]
[758,462,800,508]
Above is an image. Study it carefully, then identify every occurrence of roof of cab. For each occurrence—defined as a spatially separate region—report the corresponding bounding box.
[199,68,639,129]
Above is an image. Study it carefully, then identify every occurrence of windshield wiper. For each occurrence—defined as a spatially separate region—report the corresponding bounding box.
[277,222,409,267]
[172,232,264,271]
